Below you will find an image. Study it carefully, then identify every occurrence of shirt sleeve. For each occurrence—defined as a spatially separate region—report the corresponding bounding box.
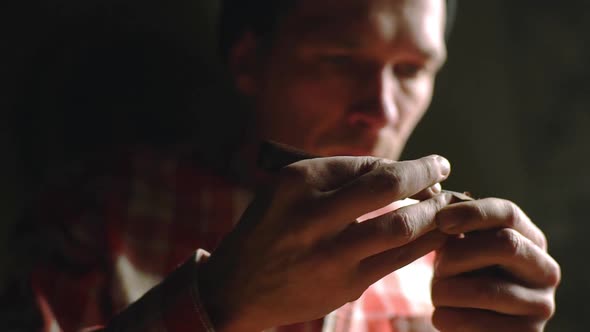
[82,249,216,332]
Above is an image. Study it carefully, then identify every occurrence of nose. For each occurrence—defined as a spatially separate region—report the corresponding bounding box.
[348,64,399,130]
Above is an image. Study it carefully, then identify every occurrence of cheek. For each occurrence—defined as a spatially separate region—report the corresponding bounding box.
[399,78,435,129]
[262,70,353,123]
[255,70,354,145]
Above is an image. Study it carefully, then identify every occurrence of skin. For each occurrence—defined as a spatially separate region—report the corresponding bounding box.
[233,0,447,159]
[198,0,561,331]
[200,156,453,331]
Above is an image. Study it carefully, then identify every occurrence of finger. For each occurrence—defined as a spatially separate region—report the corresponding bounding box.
[434,229,561,288]
[319,155,451,226]
[411,183,442,201]
[356,230,448,288]
[440,190,475,203]
[436,198,547,249]
[431,274,555,318]
[432,307,546,332]
[338,192,454,259]
[356,198,420,223]
[278,156,376,193]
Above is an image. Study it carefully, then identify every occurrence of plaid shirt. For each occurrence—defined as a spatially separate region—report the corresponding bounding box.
[29,148,437,332]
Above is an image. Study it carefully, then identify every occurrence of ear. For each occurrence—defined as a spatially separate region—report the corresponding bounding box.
[228,31,263,96]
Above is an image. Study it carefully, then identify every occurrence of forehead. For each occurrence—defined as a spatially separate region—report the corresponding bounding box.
[281,0,446,55]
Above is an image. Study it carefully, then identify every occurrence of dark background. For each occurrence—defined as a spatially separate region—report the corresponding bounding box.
[2,1,589,330]
[405,2,590,330]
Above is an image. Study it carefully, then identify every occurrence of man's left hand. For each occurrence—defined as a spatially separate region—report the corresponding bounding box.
[431,198,561,332]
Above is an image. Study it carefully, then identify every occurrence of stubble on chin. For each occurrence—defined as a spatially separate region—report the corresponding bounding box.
[370,131,406,161]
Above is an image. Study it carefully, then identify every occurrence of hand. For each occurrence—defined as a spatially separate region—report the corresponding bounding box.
[432,198,561,332]
[198,155,453,331]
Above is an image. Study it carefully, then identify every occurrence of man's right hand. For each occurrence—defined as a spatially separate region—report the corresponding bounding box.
[198,155,453,331]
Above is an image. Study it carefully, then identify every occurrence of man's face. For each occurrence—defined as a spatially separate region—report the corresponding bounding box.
[235,0,447,159]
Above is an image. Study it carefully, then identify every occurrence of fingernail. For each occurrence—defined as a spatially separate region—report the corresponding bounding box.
[436,156,451,176]
[431,183,442,194]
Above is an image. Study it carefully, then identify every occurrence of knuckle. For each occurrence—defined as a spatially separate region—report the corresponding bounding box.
[421,156,440,179]
[279,163,308,183]
[359,156,384,172]
[502,199,521,228]
[534,296,556,320]
[430,310,444,330]
[374,166,404,196]
[344,275,368,303]
[532,228,549,253]
[431,308,458,331]
[345,285,365,303]
[432,193,453,211]
[390,211,417,240]
[277,164,321,201]
[430,309,444,330]
[472,200,489,222]
[458,201,487,224]
[495,228,523,256]
[429,278,447,304]
[474,280,504,304]
[498,199,549,251]
[345,291,363,304]
[547,261,562,287]
[537,231,549,251]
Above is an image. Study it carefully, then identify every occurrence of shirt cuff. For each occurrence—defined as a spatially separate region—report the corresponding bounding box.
[161,249,215,332]
[94,249,216,332]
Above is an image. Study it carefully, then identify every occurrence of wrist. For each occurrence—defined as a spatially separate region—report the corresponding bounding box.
[196,260,262,332]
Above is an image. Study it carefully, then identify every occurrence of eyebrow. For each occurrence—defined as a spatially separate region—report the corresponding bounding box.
[296,16,447,65]
[299,35,447,65]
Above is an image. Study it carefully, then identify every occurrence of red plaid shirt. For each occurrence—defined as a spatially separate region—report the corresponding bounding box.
[29,148,437,332]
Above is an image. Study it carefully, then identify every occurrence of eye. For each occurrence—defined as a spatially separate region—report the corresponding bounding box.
[393,63,424,79]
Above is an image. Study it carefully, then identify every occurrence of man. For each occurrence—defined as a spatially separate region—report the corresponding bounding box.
[22,0,559,331]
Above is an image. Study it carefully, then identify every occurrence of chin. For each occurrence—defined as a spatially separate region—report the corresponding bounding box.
[310,145,367,157]
[372,134,406,160]
[371,143,403,160]
[315,132,404,159]
[309,130,405,159]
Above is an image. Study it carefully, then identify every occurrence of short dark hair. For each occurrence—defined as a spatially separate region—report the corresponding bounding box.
[218,0,295,60]
[218,0,457,61]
